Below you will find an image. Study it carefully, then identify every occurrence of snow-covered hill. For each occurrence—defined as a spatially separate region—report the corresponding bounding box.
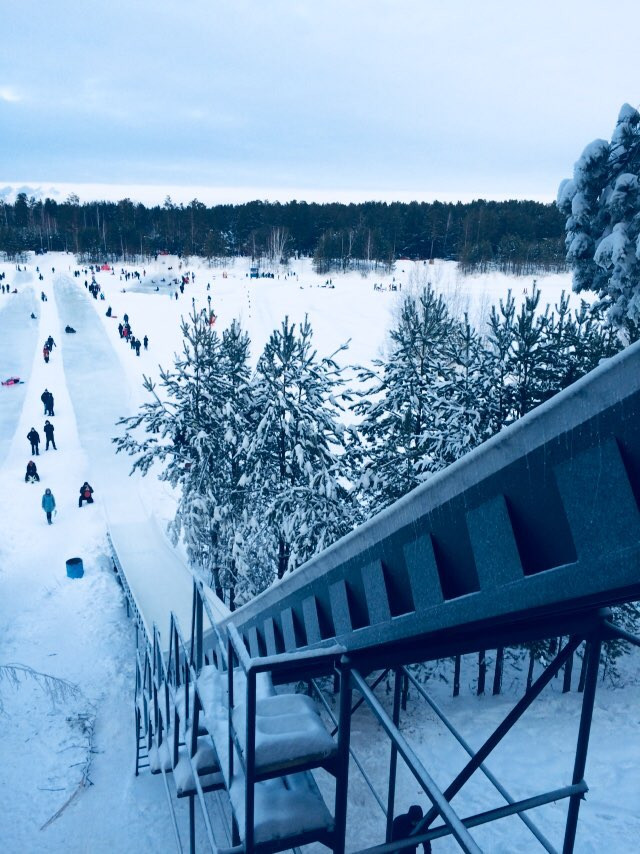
[0,253,637,852]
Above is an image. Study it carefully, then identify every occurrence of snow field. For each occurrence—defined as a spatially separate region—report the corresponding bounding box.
[0,252,638,852]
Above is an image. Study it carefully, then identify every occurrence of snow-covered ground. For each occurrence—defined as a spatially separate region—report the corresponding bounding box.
[0,252,637,852]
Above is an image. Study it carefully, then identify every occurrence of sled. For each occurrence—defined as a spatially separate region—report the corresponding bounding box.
[2,377,23,386]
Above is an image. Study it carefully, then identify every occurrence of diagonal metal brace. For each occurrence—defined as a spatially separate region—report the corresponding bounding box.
[419,634,582,832]
[351,668,482,853]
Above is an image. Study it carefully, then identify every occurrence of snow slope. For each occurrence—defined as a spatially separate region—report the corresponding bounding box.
[0,253,637,853]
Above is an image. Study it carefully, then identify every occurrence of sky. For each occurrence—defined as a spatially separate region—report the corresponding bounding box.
[1,0,639,206]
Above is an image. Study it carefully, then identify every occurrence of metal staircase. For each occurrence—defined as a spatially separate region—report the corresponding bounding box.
[116,340,640,852]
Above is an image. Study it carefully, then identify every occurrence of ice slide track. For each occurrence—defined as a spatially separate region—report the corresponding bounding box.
[127,339,640,852]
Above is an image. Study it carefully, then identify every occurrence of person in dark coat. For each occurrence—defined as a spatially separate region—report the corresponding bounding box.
[25,460,40,482]
[106,305,112,317]
[65,325,76,333]
[143,335,148,350]
[42,488,56,524]
[43,420,57,450]
[43,345,50,363]
[118,322,124,338]
[135,339,141,356]
[27,427,40,455]
[46,335,56,350]
[391,805,431,854]
[41,389,54,416]
[79,482,94,507]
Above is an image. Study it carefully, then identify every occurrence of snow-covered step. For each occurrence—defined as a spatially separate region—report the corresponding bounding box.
[232,692,337,778]
[229,771,334,849]
[174,739,224,798]
[148,739,173,774]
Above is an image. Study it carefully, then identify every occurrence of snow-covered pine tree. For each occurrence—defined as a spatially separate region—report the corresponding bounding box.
[558,103,640,339]
[114,308,253,605]
[351,287,459,514]
[428,313,500,471]
[244,316,355,582]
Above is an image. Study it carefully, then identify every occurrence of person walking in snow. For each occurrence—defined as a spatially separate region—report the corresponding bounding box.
[42,488,56,524]
[46,335,56,350]
[118,322,123,338]
[78,482,94,507]
[143,335,148,350]
[27,427,40,455]
[43,344,50,364]
[41,389,54,416]
[43,420,57,451]
[134,338,141,356]
[25,460,40,483]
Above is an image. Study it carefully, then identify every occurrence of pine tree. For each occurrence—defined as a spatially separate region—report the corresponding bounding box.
[558,103,640,338]
[113,308,254,605]
[244,316,356,581]
[352,287,459,514]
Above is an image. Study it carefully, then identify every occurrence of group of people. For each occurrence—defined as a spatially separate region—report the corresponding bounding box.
[117,313,148,356]
[42,334,55,364]
[27,420,56,454]
[24,385,94,525]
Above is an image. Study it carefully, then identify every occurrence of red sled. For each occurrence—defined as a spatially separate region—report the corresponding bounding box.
[2,376,23,386]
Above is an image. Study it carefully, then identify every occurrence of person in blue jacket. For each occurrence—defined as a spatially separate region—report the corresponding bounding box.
[42,488,56,524]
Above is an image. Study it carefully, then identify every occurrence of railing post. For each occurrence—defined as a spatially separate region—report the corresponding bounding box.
[195,588,203,674]
[227,635,235,782]
[386,667,402,843]
[244,668,257,852]
[563,630,603,853]
[333,657,353,854]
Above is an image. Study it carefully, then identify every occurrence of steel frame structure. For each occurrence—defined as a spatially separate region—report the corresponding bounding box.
[114,340,640,851]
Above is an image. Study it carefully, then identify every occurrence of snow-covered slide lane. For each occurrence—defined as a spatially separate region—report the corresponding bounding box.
[0,286,39,466]
[54,276,202,645]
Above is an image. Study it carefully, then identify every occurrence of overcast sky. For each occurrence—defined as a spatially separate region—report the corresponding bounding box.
[1,0,638,205]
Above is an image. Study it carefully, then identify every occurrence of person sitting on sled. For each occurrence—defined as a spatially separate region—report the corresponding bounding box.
[25,461,40,483]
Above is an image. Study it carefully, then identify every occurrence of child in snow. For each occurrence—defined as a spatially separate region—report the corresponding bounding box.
[25,461,40,483]
[43,345,50,363]
[42,488,56,524]
[78,482,94,507]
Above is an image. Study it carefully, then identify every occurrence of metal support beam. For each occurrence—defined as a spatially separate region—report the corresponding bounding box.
[353,781,587,853]
[402,666,557,853]
[330,669,389,737]
[385,669,402,844]
[420,634,581,832]
[351,668,482,853]
[562,631,603,853]
[333,658,353,854]
[603,621,640,648]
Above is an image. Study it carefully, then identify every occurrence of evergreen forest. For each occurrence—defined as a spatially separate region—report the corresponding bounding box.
[1,194,565,275]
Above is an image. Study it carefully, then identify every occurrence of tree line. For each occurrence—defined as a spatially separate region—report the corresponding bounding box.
[114,284,637,690]
[0,194,566,274]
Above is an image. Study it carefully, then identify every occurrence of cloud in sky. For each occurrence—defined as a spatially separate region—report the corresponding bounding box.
[1,0,639,203]
[0,86,21,103]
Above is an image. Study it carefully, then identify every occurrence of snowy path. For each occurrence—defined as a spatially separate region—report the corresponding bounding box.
[0,285,38,465]
[53,276,199,643]
[0,269,199,851]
